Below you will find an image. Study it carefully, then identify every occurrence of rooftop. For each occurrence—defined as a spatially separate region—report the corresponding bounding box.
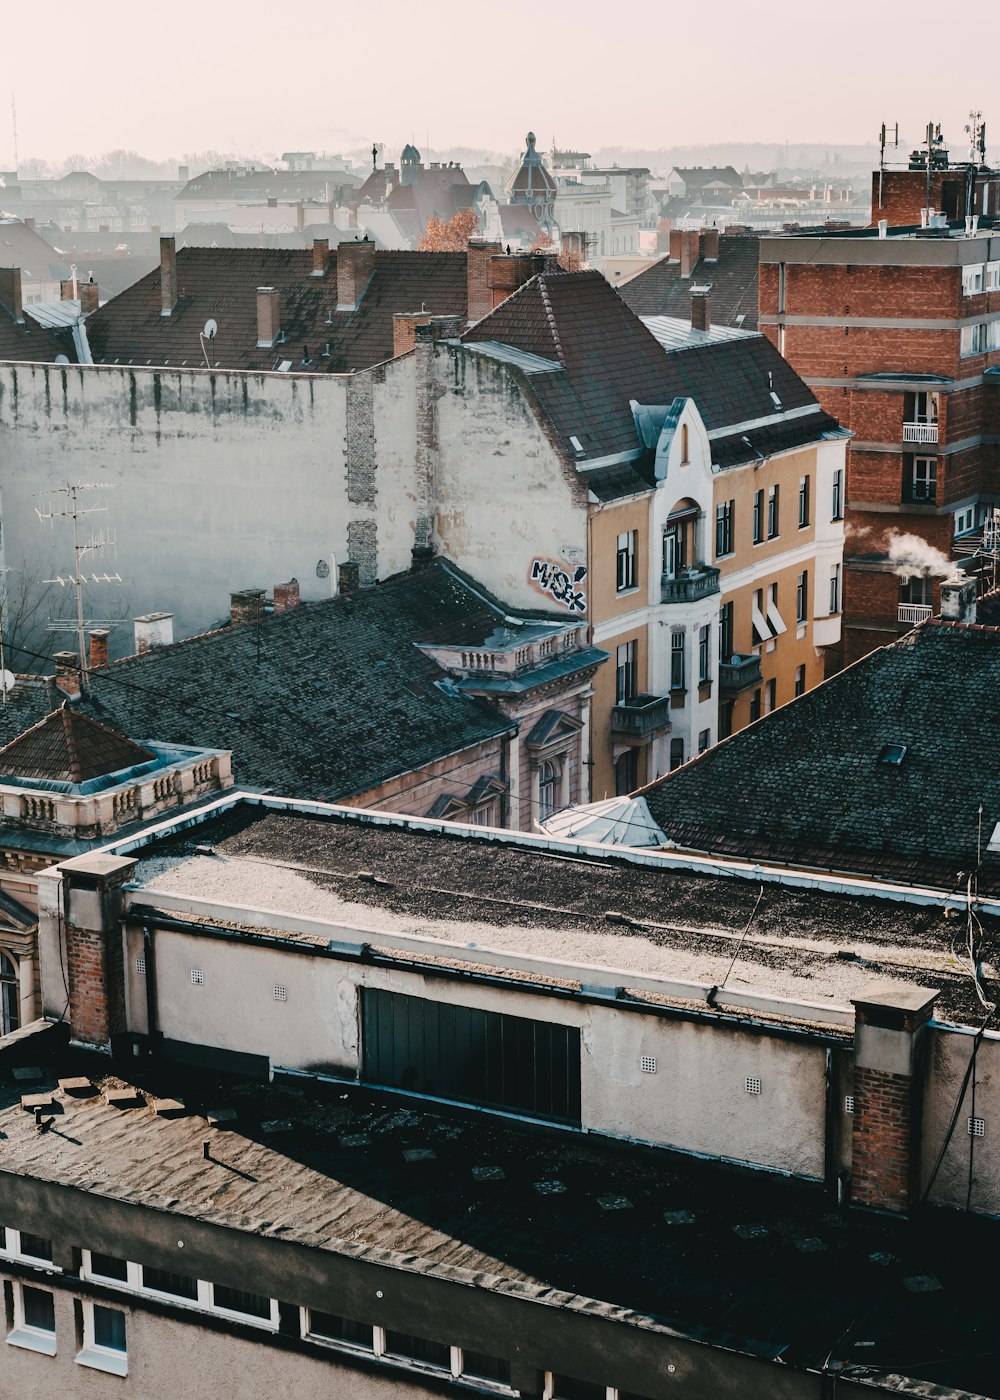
[641,621,1000,897]
[0,704,152,787]
[3,1042,997,1397]
[619,233,761,330]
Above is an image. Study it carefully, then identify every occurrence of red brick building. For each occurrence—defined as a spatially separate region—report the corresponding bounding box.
[759,151,1000,665]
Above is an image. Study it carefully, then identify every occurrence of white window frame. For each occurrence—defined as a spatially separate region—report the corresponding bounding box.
[8,1280,57,1356]
[299,1306,377,1356]
[829,564,841,615]
[987,261,1000,291]
[765,583,788,636]
[831,468,843,521]
[0,1228,59,1270]
[80,1251,278,1331]
[76,1300,128,1377]
[767,484,779,539]
[962,263,985,295]
[615,530,637,593]
[911,456,937,502]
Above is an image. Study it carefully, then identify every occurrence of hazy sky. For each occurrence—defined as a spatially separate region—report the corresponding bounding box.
[4,0,995,165]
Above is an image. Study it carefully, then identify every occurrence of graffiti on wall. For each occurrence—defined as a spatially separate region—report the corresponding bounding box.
[529,558,588,613]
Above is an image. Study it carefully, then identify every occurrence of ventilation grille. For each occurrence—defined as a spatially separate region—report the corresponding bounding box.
[190,968,204,986]
[845,1095,855,1114]
[273,985,287,1002]
[640,1055,657,1074]
[969,1116,986,1138]
[745,1076,761,1095]
[135,957,146,975]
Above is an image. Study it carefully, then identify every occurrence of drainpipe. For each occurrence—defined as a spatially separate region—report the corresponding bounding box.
[143,926,159,1051]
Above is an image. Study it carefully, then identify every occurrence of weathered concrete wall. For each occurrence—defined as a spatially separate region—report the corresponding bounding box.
[0,360,418,650]
[922,1023,1000,1215]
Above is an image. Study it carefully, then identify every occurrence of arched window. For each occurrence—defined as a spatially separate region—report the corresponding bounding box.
[0,953,19,1036]
[538,760,559,822]
[680,423,689,464]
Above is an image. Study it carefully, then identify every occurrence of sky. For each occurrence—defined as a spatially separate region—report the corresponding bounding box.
[3,0,996,166]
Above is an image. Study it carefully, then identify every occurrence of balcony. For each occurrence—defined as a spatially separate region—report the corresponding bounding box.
[898,603,933,625]
[719,653,763,695]
[902,421,938,444]
[611,692,672,739]
[660,564,721,605]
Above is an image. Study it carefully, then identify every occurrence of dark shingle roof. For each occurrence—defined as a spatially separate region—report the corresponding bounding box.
[641,622,1000,894]
[619,234,760,329]
[85,247,471,373]
[0,307,76,363]
[0,705,152,785]
[0,564,520,802]
[462,269,837,483]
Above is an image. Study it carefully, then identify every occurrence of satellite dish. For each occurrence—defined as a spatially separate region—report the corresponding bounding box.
[203,319,218,340]
[0,670,16,695]
[54,354,69,364]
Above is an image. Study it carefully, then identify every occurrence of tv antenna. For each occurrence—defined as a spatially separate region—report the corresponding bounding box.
[35,483,123,693]
[199,317,217,369]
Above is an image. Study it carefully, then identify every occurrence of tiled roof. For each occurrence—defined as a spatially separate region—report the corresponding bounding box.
[0,306,77,362]
[0,704,153,785]
[671,167,743,188]
[0,564,524,802]
[619,234,760,329]
[0,220,70,284]
[85,247,471,373]
[641,621,1000,894]
[462,269,837,484]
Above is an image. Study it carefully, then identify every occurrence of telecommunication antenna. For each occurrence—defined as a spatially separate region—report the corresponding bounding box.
[877,121,899,210]
[199,317,217,369]
[35,483,122,693]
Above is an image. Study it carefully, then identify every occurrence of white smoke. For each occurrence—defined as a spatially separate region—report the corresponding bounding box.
[887,532,954,579]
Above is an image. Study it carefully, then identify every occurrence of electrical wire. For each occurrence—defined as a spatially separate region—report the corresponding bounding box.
[707,882,765,1004]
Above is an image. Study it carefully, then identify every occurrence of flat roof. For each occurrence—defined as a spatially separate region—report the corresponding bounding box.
[2,1047,998,1396]
[126,802,989,1025]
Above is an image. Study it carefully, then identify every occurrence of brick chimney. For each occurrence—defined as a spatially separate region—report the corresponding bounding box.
[338,561,360,594]
[940,573,977,623]
[53,651,81,699]
[78,279,100,315]
[679,230,701,277]
[273,579,300,613]
[159,235,177,316]
[466,239,502,322]
[23,216,35,230]
[231,588,266,624]
[392,311,434,357]
[88,629,110,670]
[256,287,281,348]
[0,267,24,323]
[691,289,711,332]
[488,252,559,309]
[699,228,720,261]
[311,237,330,277]
[850,984,938,1213]
[336,239,377,310]
[133,612,174,654]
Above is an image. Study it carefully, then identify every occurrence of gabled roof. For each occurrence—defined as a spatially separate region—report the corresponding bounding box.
[85,247,471,373]
[462,268,838,489]
[640,621,1000,895]
[619,233,760,329]
[0,305,77,363]
[0,219,71,284]
[0,704,153,785]
[670,167,743,189]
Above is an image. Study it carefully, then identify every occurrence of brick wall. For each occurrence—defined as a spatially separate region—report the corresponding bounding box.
[66,925,125,1046]
[851,1065,917,1209]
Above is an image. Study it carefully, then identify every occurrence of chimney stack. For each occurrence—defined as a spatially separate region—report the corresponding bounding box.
[23,216,35,230]
[336,240,377,311]
[699,228,720,261]
[53,652,81,699]
[230,589,266,625]
[393,311,434,357]
[267,196,278,208]
[0,267,24,323]
[78,280,99,315]
[88,629,110,670]
[487,252,558,309]
[256,287,281,348]
[159,236,177,316]
[337,561,360,594]
[273,579,300,614]
[940,573,977,623]
[691,289,711,333]
[311,238,330,277]
[466,239,502,321]
[133,612,174,654]
[294,201,305,232]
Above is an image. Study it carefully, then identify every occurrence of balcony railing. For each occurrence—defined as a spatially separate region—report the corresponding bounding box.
[719,653,763,695]
[660,564,721,605]
[902,421,938,444]
[611,692,672,739]
[898,603,933,625]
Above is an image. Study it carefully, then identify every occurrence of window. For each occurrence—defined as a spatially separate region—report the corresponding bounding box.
[961,321,990,355]
[831,468,843,520]
[909,456,937,502]
[795,664,806,697]
[669,738,685,771]
[954,505,977,536]
[767,484,779,539]
[384,1330,451,1369]
[680,422,690,463]
[829,564,841,614]
[698,728,711,753]
[0,953,18,1035]
[899,575,932,606]
[988,261,1000,291]
[715,500,734,558]
[306,1311,373,1349]
[462,1350,512,1383]
[140,1266,198,1301]
[212,1285,273,1321]
[751,589,772,645]
[749,689,762,723]
[719,601,734,660]
[87,1253,129,1284]
[962,263,985,295]
[615,641,637,703]
[796,570,808,624]
[719,701,734,739]
[765,678,777,713]
[616,530,637,592]
[765,583,787,637]
[550,1374,606,1400]
[77,1303,127,1377]
[752,488,764,544]
[0,1230,54,1266]
[537,759,560,822]
[8,1283,56,1355]
[798,475,810,528]
[614,748,638,796]
[698,624,711,683]
[670,631,685,691]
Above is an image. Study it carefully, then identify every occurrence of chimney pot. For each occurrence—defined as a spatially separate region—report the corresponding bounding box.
[691,290,711,333]
[256,287,281,348]
[230,589,266,625]
[273,579,300,614]
[133,612,174,654]
[88,629,110,670]
[337,561,360,595]
[159,236,177,316]
[53,651,81,699]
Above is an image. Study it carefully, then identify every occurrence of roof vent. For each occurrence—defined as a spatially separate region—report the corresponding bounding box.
[569,434,586,458]
[878,743,908,767]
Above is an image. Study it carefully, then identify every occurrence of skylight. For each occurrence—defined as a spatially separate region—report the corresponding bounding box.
[878,743,908,767]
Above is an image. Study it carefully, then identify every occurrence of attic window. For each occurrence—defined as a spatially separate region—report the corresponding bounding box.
[569,435,585,458]
[878,743,908,767]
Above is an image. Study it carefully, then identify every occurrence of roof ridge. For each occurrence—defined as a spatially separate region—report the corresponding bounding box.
[60,702,83,785]
[536,276,565,364]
